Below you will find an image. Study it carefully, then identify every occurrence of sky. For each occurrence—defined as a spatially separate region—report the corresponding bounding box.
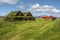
[0,0,60,17]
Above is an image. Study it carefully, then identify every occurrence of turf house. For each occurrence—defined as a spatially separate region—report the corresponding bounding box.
[5,11,35,21]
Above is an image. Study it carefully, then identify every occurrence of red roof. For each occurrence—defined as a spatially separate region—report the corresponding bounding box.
[41,16,54,19]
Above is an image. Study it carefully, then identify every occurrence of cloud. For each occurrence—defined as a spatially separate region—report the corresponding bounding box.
[28,4,34,7]
[17,5,24,10]
[0,0,19,4]
[19,2,24,4]
[29,3,60,14]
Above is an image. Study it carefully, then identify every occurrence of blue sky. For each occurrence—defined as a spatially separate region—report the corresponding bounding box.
[0,0,60,17]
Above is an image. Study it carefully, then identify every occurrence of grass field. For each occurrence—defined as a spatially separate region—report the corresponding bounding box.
[0,19,60,40]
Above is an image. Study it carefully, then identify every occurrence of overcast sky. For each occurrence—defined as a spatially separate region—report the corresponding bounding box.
[0,0,60,17]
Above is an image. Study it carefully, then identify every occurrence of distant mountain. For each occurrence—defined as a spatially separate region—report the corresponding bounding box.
[0,16,4,18]
[0,16,5,19]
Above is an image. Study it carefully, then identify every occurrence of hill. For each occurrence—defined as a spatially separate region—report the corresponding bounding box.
[0,19,60,40]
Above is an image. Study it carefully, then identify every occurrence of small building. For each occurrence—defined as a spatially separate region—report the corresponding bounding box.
[26,12,32,16]
[25,12,35,20]
[6,11,24,21]
[13,11,24,21]
[40,15,55,20]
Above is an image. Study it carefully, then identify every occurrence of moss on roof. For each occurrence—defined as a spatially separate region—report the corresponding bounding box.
[6,11,32,17]
[7,11,18,17]
[23,12,29,16]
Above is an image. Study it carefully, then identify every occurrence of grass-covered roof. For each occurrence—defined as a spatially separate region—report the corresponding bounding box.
[7,11,18,17]
[23,12,31,16]
[6,11,32,17]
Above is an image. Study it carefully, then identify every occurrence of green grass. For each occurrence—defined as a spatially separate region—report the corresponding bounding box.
[0,19,60,40]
